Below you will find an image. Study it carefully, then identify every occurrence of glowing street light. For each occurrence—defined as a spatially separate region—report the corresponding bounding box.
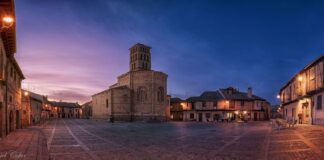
[298,76,303,82]
[3,16,14,23]
[1,16,14,29]
[276,95,280,99]
[24,91,29,96]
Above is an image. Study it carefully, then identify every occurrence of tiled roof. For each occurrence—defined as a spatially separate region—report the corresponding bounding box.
[170,97,184,103]
[176,87,267,102]
[50,101,81,108]
[22,89,45,102]
[219,88,265,101]
[200,91,222,100]
[186,96,202,102]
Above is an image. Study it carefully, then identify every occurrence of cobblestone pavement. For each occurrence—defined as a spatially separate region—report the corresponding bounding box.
[3,120,324,160]
[40,119,324,160]
[0,127,49,160]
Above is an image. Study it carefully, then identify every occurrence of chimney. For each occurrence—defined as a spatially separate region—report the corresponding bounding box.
[248,87,252,98]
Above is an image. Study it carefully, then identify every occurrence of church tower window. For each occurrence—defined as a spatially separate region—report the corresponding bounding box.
[129,43,151,71]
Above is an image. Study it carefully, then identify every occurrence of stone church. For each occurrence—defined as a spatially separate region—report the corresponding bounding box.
[92,43,168,121]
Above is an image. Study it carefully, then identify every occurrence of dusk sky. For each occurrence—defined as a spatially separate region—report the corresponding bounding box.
[15,0,323,104]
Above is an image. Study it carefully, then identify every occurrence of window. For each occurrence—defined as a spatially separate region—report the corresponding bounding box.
[310,67,315,80]
[202,102,206,107]
[157,87,164,102]
[137,87,147,102]
[310,67,316,90]
[213,101,217,108]
[190,113,194,119]
[9,95,12,103]
[106,99,109,108]
[206,113,210,118]
[229,101,235,109]
[240,101,244,106]
[317,95,322,110]
[285,109,287,117]
[191,103,195,109]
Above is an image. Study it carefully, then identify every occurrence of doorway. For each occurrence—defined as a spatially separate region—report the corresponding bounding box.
[9,111,14,132]
[198,113,202,121]
[16,110,20,129]
[254,112,258,121]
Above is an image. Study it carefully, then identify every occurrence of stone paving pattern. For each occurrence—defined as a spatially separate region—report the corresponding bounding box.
[3,119,324,160]
[0,127,48,160]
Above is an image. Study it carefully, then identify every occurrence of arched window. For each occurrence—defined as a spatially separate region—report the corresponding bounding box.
[137,87,147,103]
[157,87,164,102]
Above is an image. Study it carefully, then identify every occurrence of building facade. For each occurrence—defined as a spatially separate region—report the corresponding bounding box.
[0,0,25,138]
[81,101,92,119]
[92,43,168,121]
[21,90,50,126]
[279,55,324,124]
[51,101,82,119]
[170,98,185,121]
[171,87,270,122]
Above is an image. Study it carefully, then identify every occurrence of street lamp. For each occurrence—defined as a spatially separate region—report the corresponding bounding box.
[1,16,14,30]
[298,76,303,82]
[24,91,29,96]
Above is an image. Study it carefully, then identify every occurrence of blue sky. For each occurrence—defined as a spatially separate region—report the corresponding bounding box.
[15,0,324,104]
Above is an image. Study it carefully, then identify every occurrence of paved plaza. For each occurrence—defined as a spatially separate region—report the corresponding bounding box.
[2,120,324,159]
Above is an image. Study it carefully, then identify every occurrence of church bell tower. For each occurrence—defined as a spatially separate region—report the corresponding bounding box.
[129,43,151,71]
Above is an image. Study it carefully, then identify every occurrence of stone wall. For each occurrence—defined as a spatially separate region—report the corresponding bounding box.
[130,71,168,119]
[110,87,131,118]
[92,90,110,119]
